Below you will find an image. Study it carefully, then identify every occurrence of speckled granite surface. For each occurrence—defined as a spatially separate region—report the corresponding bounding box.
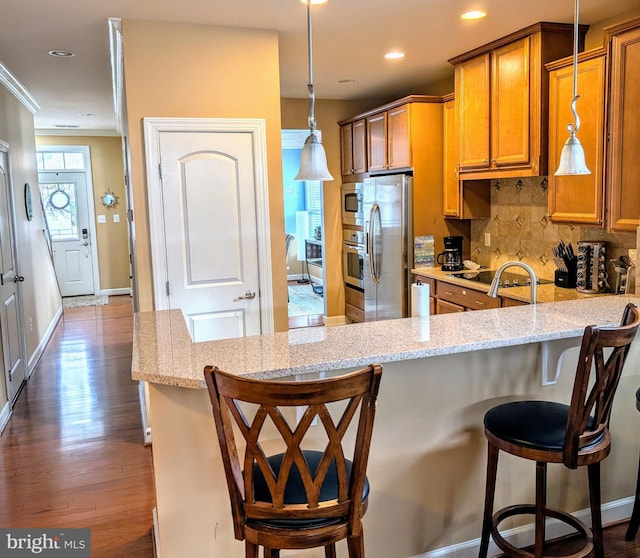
[411,266,611,303]
[132,295,640,389]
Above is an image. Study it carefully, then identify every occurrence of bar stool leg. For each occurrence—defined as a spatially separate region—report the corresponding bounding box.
[245,542,259,558]
[626,447,640,540]
[479,442,499,558]
[534,461,547,558]
[346,534,364,557]
[588,462,604,558]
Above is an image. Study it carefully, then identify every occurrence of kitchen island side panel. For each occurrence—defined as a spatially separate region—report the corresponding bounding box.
[148,340,640,557]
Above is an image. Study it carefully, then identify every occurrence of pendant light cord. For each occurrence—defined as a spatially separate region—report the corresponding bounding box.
[306,1,317,133]
[568,0,581,136]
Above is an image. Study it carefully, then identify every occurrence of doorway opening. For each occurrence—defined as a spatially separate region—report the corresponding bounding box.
[281,130,326,328]
[36,146,100,298]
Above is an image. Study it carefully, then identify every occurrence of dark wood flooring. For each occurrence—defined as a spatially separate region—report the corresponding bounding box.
[0,295,155,557]
[1,294,639,557]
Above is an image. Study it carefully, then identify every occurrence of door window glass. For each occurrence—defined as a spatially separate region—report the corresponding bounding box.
[38,182,79,240]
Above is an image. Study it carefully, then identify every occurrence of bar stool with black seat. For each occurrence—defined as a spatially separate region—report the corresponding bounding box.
[479,302,640,558]
[204,363,383,558]
[625,387,640,540]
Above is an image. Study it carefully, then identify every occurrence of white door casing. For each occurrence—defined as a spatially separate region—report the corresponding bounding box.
[144,118,274,341]
[38,170,96,297]
[0,142,27,404]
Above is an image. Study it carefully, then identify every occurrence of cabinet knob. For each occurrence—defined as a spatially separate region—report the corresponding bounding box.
[483,159,488,165]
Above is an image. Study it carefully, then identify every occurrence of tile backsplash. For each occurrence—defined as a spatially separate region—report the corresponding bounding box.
[469,177,636,282]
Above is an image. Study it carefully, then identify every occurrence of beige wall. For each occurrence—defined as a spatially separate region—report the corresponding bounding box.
[586,8,640,50]
[0,85,61,402]
[36,135,130,292]
[121,20,288,330]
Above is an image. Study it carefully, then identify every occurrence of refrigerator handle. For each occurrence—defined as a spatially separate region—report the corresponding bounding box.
[369,203,380,284]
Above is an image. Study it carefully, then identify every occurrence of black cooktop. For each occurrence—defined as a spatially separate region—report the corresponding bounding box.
[451,270,553,288]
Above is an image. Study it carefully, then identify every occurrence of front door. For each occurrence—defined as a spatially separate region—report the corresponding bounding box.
[144,118,273,342]
[38,171,95,297]
[0,145,26,404]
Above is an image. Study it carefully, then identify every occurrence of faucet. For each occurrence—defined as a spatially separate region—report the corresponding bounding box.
[488,261,538,304]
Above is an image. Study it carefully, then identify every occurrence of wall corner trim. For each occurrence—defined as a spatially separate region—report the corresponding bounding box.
[0,60,39,114]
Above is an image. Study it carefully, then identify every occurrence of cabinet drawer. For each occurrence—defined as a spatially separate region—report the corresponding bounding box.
[413,275,436,293]
[345,303,364,323]
[502,296,528,307]
[345,285,364,309]
[437,282,501,310]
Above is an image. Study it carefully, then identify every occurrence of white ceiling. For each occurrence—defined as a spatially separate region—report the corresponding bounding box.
[1,0,638,134]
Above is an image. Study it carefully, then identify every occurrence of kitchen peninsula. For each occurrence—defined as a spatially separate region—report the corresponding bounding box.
[134,297,640,557]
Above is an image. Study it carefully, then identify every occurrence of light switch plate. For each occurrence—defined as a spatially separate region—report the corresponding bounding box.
[98,215,106,223]
[484,233,491,247]
[113,214,120,223]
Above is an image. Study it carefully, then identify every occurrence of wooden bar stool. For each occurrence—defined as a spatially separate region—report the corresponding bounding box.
[478,303,640,558]
[204,364,383,558]
[625,387,640,540]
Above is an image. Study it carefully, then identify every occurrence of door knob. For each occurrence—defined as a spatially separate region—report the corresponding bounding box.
[14,275,24,283]
[234,290,256,301]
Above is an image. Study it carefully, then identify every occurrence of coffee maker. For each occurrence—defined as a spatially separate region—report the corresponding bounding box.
[437,236,463,271]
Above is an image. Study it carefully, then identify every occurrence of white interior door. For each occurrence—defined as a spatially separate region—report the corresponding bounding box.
[0,146,26,403]
[145,118,274,342]
[38,171,95,297]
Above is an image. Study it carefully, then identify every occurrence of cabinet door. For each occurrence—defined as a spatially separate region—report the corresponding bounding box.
[548,54,605,225]
[387,105,411,169]
[608,25,640,232]
[491,37,530,167]
[436,299,465,314]
[340,123,354,176]
[367,112,387,172]
[443,99,461,217]
[457,54,490,170]
[352,119,367,174]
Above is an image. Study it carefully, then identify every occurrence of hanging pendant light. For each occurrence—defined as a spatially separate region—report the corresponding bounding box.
[555,0,590,176]
[294,0,334,182]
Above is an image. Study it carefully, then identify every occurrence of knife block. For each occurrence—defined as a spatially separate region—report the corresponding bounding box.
[554,264,577,289]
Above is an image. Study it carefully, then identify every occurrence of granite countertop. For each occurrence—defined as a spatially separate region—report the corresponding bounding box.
[131,296,639,389]
[412,266,611,303]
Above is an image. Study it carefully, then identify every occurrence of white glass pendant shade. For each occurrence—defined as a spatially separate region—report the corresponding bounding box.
[555,134,591,175]
[294,132,334,181]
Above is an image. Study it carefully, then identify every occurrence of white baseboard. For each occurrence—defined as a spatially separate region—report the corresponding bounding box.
[152,506,161,558]
[0,401,11,433]
[412,498,634,558]
[27,304,63,378]
[100,287,132,296]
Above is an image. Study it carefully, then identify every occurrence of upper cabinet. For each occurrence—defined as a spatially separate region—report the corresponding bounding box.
[547,50,606,225]
[340,118,367,178]
[605,18,640,232]
[449,23,584,179]
[366,103,411,172]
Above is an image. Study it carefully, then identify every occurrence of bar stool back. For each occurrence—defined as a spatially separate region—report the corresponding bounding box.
[204,364,383,558]
[479,302,640,558]
[625,387,640,540]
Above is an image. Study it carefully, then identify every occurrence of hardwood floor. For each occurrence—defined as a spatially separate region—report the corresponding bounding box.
[0,295,155,557]
[1,294,639,557]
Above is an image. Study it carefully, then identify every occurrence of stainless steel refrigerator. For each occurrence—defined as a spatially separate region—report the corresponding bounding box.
[363,174,413,321]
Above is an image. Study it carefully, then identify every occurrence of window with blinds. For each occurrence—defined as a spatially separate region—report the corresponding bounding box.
[305,180,322,239]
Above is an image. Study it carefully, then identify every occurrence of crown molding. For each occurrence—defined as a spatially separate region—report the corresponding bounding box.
[0,60,39,114]
[34,128,120,137]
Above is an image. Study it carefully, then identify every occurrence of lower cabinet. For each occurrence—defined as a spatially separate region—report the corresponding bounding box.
[345,285,364,323]
[414,274,528,314]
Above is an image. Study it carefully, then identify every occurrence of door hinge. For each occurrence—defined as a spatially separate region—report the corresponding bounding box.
[158,164,162,180]
[124,174,129,187]
[127,209,134,222]
[0,273,3,286]
[165,281,170,296]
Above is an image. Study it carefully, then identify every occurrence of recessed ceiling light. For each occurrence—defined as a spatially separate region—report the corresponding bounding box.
[48,50,75,58]
[461,10,487,20]
[299,0,328,4]
[385,51,405,60]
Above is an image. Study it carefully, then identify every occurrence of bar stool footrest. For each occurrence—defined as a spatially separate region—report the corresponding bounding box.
[491,504,593,558]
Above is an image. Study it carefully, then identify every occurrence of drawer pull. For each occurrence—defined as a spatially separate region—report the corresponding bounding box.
[474,300,486,306]
[443,291,455,296]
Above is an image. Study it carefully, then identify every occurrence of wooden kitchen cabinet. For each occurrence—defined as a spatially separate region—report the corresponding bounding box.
[547,50,606,225]
[340,118,367,178]
[443,95,491,219]
[345,284,364,323]
[449,22,582,179]
[366,103,411,172]
[436,299,465,314]
[605,18,640,232]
